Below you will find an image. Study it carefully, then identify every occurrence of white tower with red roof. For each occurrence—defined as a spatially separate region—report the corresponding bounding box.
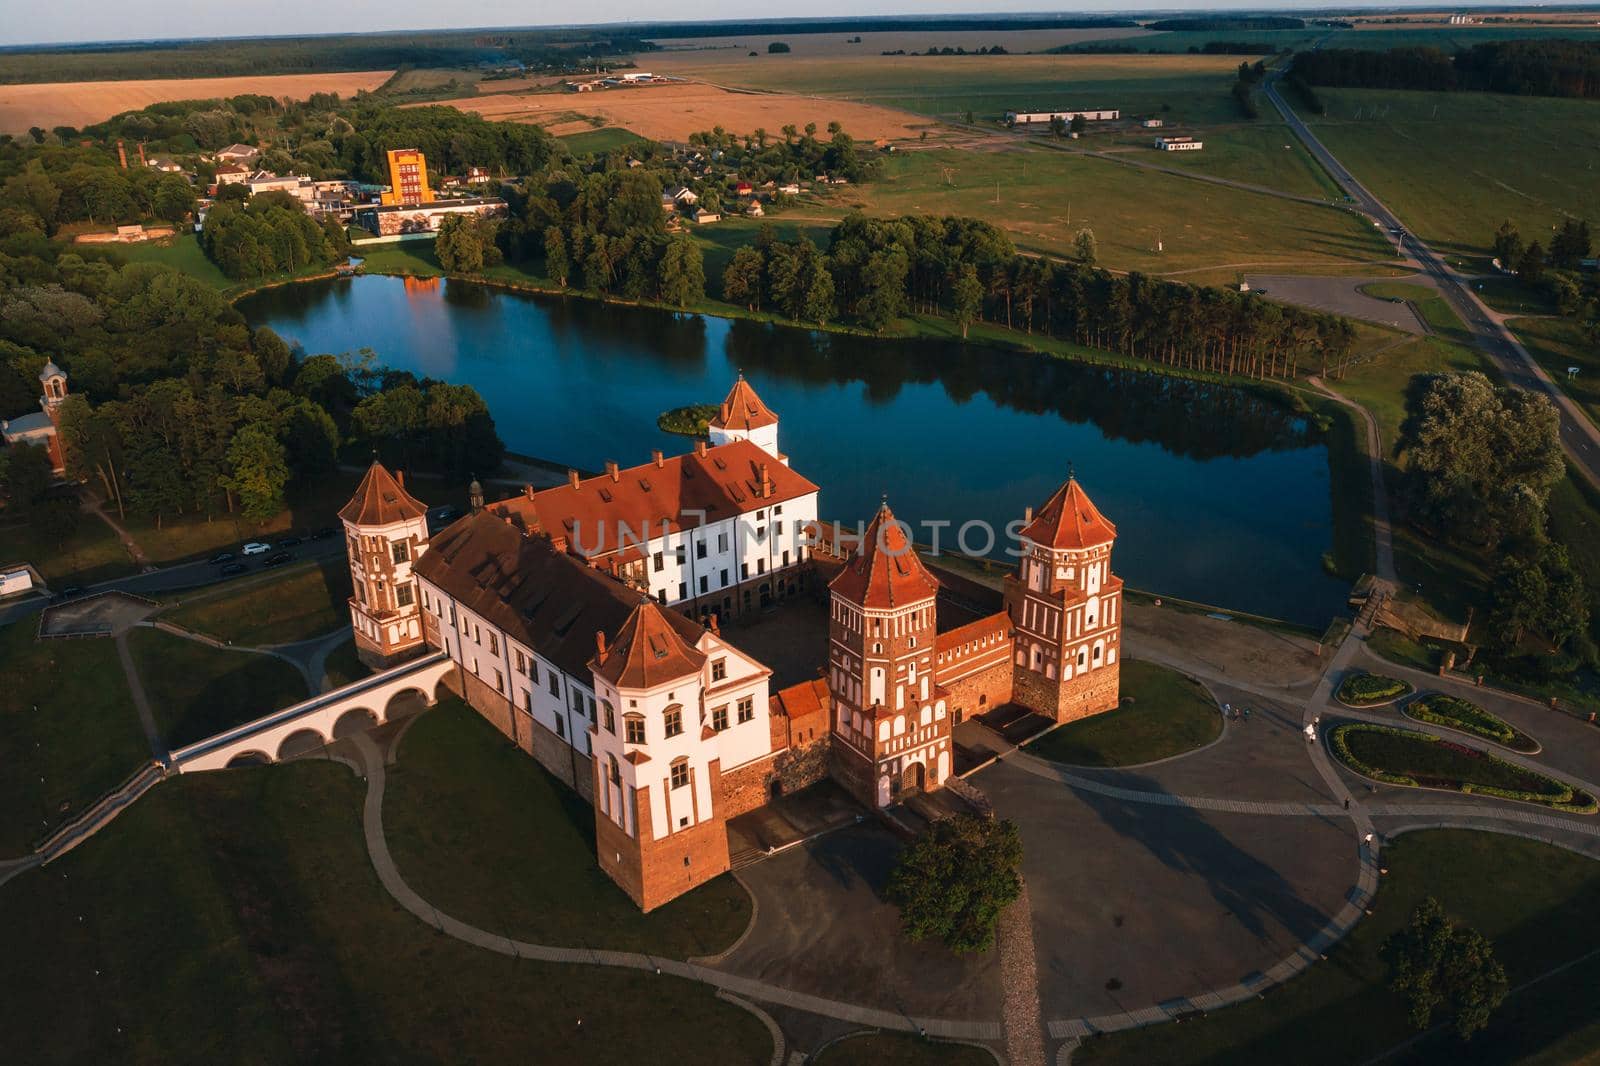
[826,500,952,807]
[340,460,432,669]
[1004,475,1123,722]
[707,372,783,463]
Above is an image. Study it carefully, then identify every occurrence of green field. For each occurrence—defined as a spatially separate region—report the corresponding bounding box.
[1078,830,1600,1066]
[127,628,309,749]
[560,126,648,155]
[0,622,147,853]
[166,559,353,647]
[840,146,1394,274]
[110,234,233,291]
[384,699,752,958]
[1090,25,1600,55]
[1300,89,1600,258]
[0,762,772,1064]
[1097,121,1341,199]
[1511,316,1600,428]
[1028,659,1220,766]
[0,510,132,586]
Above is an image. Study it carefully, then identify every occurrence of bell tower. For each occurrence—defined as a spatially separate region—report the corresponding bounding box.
[340,460,432,669]
[37,359,68,474]
[826,500,952,807]
[707,372,783,463]
[1003,476,1123,722]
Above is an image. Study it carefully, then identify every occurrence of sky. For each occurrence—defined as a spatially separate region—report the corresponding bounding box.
[0,2,1551,49]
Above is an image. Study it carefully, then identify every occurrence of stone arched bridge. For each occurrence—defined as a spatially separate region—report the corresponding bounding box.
[171,651,457,772]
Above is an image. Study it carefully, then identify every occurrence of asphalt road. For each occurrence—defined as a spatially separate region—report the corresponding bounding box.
[1263,70,1600,491]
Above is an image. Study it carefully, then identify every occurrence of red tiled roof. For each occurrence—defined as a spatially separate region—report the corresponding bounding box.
[828,501,940,610]
[1020,478,1116,551]
[771,677,829,722]
[592,600,707,689]
[339,461,429,526]
[709,374,779,432]
[935,610,1011,654]
[523,439,816,559]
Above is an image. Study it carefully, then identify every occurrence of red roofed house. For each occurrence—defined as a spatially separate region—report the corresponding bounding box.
[349,373,1122,911]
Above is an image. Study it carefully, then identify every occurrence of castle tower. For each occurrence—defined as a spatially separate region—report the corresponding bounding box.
[707,372,783,463]
[826,501,952,807]
[1003,476,1123,723]
[340,460,432,669]
[589,601,732,912]
[37,359,68,474]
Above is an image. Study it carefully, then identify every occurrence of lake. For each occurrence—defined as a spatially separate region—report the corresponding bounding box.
[239,275,1350,626]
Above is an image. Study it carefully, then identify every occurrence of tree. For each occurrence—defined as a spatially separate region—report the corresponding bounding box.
[1491,220,1523,269]
[767,41,791,54]
[952,262,983,339]
[220,421,289,523]
[885,814,1023,954]
[1382,897,1507,1040]
[543,226,569,287]
[0,441,53,515]
[1049,116,1067,138]
[1490,542,1590,649]
[802,260,835,324]
[657,235,706,309]
[1516,240,1545,283]
[1074,228,1098,264]
[1069,113,1088,135]
[722,246,765,311]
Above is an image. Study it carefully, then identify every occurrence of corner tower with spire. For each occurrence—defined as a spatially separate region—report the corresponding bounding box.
[707,372,784,463]
[826,500,953,807]
[340,459,432,669]
[1003,475,1123,722]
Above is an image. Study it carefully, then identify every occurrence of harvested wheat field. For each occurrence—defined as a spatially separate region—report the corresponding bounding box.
[0,71,394,133]
[430,81,940,143]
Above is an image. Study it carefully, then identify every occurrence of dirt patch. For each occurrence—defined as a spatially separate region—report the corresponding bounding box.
[0,71,394,134]
[425,80,940,143]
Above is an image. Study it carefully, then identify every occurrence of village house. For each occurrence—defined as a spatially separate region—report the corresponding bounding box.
[1155,136,1204,152]
[1006,108,1120,125]
[213,143,260,165]
[345,374,1125,912]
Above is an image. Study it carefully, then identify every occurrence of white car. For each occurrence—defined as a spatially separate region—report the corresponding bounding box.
[241,542,272,556]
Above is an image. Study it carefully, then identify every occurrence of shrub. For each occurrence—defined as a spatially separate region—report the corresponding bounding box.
[1407,695,1515,745]
[1338,672,1414,705]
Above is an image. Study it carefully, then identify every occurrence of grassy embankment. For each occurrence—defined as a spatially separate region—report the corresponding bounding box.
[1077,830,1600,1066]
[165,558,353,647]
[126,628,309,749]
[1027,659,1221,767]
[0,761,772,1064]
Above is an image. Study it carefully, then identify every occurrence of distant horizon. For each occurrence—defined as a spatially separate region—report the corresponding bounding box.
[3,2,1593,50]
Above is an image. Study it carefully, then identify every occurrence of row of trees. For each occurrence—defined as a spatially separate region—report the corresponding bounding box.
[2,154,196,234]
[714,214,1359,379]
[1491,218,1600,341]
[200,192,350,280]
[1297,40,1600,100]
[685,121,877,186]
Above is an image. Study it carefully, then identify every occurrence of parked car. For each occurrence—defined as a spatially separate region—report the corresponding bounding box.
[264,551,294,568]
[242,542,272,555]
[52,585,86,601]
[209,552,236,565]
[220,563,248,576]
[278,536,303,548]
[311,526,337,540]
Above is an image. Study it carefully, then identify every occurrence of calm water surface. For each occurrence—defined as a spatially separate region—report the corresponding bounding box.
[240,275,1349,625]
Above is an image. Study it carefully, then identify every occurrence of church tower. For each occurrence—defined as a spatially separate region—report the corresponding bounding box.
[589,600,732,912]
[1003,476,1123,722]
[340,460,432,669]
[38,359,68,474]
[707,372,783,463]
[826,501,952,807]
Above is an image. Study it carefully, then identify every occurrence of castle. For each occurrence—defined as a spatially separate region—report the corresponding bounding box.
[340,375,1123,911]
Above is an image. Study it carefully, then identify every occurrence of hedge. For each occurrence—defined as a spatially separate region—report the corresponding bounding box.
[1337,672,1414,705]
[1330,723,1594,812]
[1407,695,1515,746]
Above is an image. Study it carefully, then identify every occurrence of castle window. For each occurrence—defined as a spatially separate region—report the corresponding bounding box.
[664,706,684,738]
[718,532,729,552]
[737,696,754,723]
[653,552,664,572]
[696,540,708,559]
[625,715,645,744]
[548,673,560,697]
[392,540,409,564]
[678,581,687,600]
[355,583,367,606]
[712,705,729,731]
[670,759,690,790]
[515,649,525,672]
[488,632,498,655]
[711,658,727,682]
[699,575,708,594]
[658,589,667,604]
[603,701,615,734]
[608,755,621,785]
[494,669,504,694]
[774,505,783,515]
[721,569,729,588]
[555,715,566,739]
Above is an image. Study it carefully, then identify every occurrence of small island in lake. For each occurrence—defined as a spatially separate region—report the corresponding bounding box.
[658,404,720,437]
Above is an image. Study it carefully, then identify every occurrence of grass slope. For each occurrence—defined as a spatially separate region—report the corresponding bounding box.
[0,622,147,853]
[0,763,772,1064]
[1077,830,1600,1066]
[166,559,352,647]
[383,698,752,958]
[128,628,309,749]
[1511,316,1600,428]
[1028,659,1220,767]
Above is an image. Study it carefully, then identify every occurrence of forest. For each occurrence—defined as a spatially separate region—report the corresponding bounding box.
[1295,39,1600,100]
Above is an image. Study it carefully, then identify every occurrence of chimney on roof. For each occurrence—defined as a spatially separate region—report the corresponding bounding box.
[396,470,404,489]
[758,462,770,497]
[1024,506,1033,523]
[694,440,707,457]
[524,483,535,500]
[606,461,620,482]
[652,449,664,468]
[708,612,720,635]
[595,630,608,664]
[568,469,581,489]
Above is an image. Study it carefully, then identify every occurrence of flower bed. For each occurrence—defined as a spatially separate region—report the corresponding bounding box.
[1336,671,1415,707]
[1404,694,1539,754]
[1330,723,1594,813]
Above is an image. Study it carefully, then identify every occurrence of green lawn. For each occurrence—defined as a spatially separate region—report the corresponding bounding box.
[383,698,752,958]
[1511,316,1600,429]
[0,622,147,853]
[357,238,445,277]
[1027,659,1220,767]
[1098,121,1342,200]
[560,126,647,155]
[1077,830,1600,1066]
[321,637,372,689]
[166,559,352,647]
[128,628,309,750]
[815,1032,996,1065]
[0,510,132,586]
[1300,89,1600,259]
[0,763,772,1064]
[111,233,232,290]
[1366,626,1446,673]
[840,146,1394,275]
[1473,275,1557,317]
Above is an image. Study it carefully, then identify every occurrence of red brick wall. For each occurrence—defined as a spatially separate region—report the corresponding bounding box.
[596,769,733,913]
[1013,659,1121,723]
[942,658,1014,722]
[829,738,876,808]
[460,668,594,802]
[718,737,833,818]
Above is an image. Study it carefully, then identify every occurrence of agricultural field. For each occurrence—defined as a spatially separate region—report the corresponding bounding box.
[641,52,1253,127]
[831,146,1395,275]
[1094,121,1342,199]
[0,70,394,134]
[644,26,1157,65]
[427,80,939,143]
[1297,88,1600,258]
[559,126,649,155]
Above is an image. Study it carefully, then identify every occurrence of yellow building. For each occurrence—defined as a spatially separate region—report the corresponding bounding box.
[380,148,434,207]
